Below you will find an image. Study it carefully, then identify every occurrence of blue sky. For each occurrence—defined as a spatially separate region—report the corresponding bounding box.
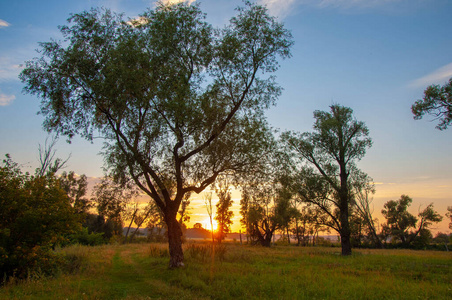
[1,0,451,232]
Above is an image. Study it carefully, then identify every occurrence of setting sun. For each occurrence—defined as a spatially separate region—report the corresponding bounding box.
[202,218,218,232]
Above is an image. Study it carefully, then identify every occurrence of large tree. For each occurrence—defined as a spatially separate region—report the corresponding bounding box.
[412,78,452,130]
[20,1,292,267]
[283,105,372,255]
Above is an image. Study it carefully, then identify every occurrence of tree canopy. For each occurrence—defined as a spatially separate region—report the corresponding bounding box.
[381,195,442,247]
[412,77,452,130]
[20,1,293,267]
[282,104,372,255]
[0,155,82,280]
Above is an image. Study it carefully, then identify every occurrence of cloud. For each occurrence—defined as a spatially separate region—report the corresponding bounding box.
[0,93,15,106]
[0,57,24,81]
[409,62,452,88]
[159,0,196,5]
[314,0,404,9]
[0,19,10,28]
[258,0,297,18]
[259,0,406,17]
[373,182,395,185]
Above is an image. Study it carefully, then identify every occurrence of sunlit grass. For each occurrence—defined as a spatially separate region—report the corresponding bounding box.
[1,242,451,299]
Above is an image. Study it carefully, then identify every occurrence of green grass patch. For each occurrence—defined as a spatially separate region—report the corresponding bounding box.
[1,243,450,299]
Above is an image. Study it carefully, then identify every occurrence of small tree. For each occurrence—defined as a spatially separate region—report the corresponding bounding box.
[204,191,215,244]
[214,178,234,243]
[243,182,295,247]
[381,195,442,247]
[240,189,251,243]
[412,78,452,130]
[350,171,382,248]
[59,171,91,215]
[447,206,452,230]
[91,176,138,236]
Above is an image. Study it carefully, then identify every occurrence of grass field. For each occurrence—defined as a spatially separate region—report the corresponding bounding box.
[1,242,451,299]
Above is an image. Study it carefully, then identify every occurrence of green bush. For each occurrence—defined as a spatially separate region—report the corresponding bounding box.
[69,227,107,246]
[0,155,82,282]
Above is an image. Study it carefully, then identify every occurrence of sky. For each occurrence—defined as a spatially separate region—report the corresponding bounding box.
[0,0,451,233]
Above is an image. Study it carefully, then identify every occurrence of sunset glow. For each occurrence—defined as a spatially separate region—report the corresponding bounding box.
[1,0,451,237]
[202,218,218,232]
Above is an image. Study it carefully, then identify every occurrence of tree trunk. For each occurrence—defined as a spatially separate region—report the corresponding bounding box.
[340,231,352,255]
[124,208,137,244]
[339,191,352,255]
[166,215,184,268]
[339,161,352,256]
[286,227,290,244]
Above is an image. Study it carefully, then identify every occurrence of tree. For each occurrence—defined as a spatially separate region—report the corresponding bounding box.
[245,184,277,247]
[59,171,91,214]
[447,206,452,230]
[381,195,442,247]
[91,176,138,236]
[412,78,452,130]
[283,105,372,255]
[214,178,234,243]
[240,189,252,243]
[0,155,82,281]
[20,1,292,268]
[273,187,298,244]
[241,180,297,247]
[350,171,382,248]
[36,136,70,177]
[204,191,215,244]
[193,223,203,229]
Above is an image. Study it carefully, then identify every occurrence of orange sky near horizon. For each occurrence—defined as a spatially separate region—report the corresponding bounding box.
[182,184,451,235]
[84,175,451,235]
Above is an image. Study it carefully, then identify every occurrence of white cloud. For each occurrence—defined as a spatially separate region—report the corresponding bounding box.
[258,0,297,18]
[0,93,15,106]
[159,0,196,5]
[259,0,406,17]
[0,57,24,81]
[409,62,452,88]
[315,0,403,9]
[0,19,10,28]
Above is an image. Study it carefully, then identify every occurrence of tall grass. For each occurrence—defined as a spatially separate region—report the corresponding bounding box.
[1,242,450,299]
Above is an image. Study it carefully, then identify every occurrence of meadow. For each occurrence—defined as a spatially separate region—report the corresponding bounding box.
[1,242,451,299]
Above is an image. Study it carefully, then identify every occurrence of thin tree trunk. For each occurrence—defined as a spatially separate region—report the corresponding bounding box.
[124,208,138,244]
[287,226,291,244]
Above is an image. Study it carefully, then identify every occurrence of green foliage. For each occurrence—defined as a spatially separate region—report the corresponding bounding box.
[84,213,122,240]
[68,227,107,246]
[214,179,234,242]
[446,206,452,230]
[20,0,293,267]
[59,171,90,214]
[283,105,372,255]
[412,77,452,130]
[0,155,82,281]
[381,195,442,247]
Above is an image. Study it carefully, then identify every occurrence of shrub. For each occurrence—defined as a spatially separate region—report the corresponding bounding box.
[68,228,107,246]
[0,155,82,282]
